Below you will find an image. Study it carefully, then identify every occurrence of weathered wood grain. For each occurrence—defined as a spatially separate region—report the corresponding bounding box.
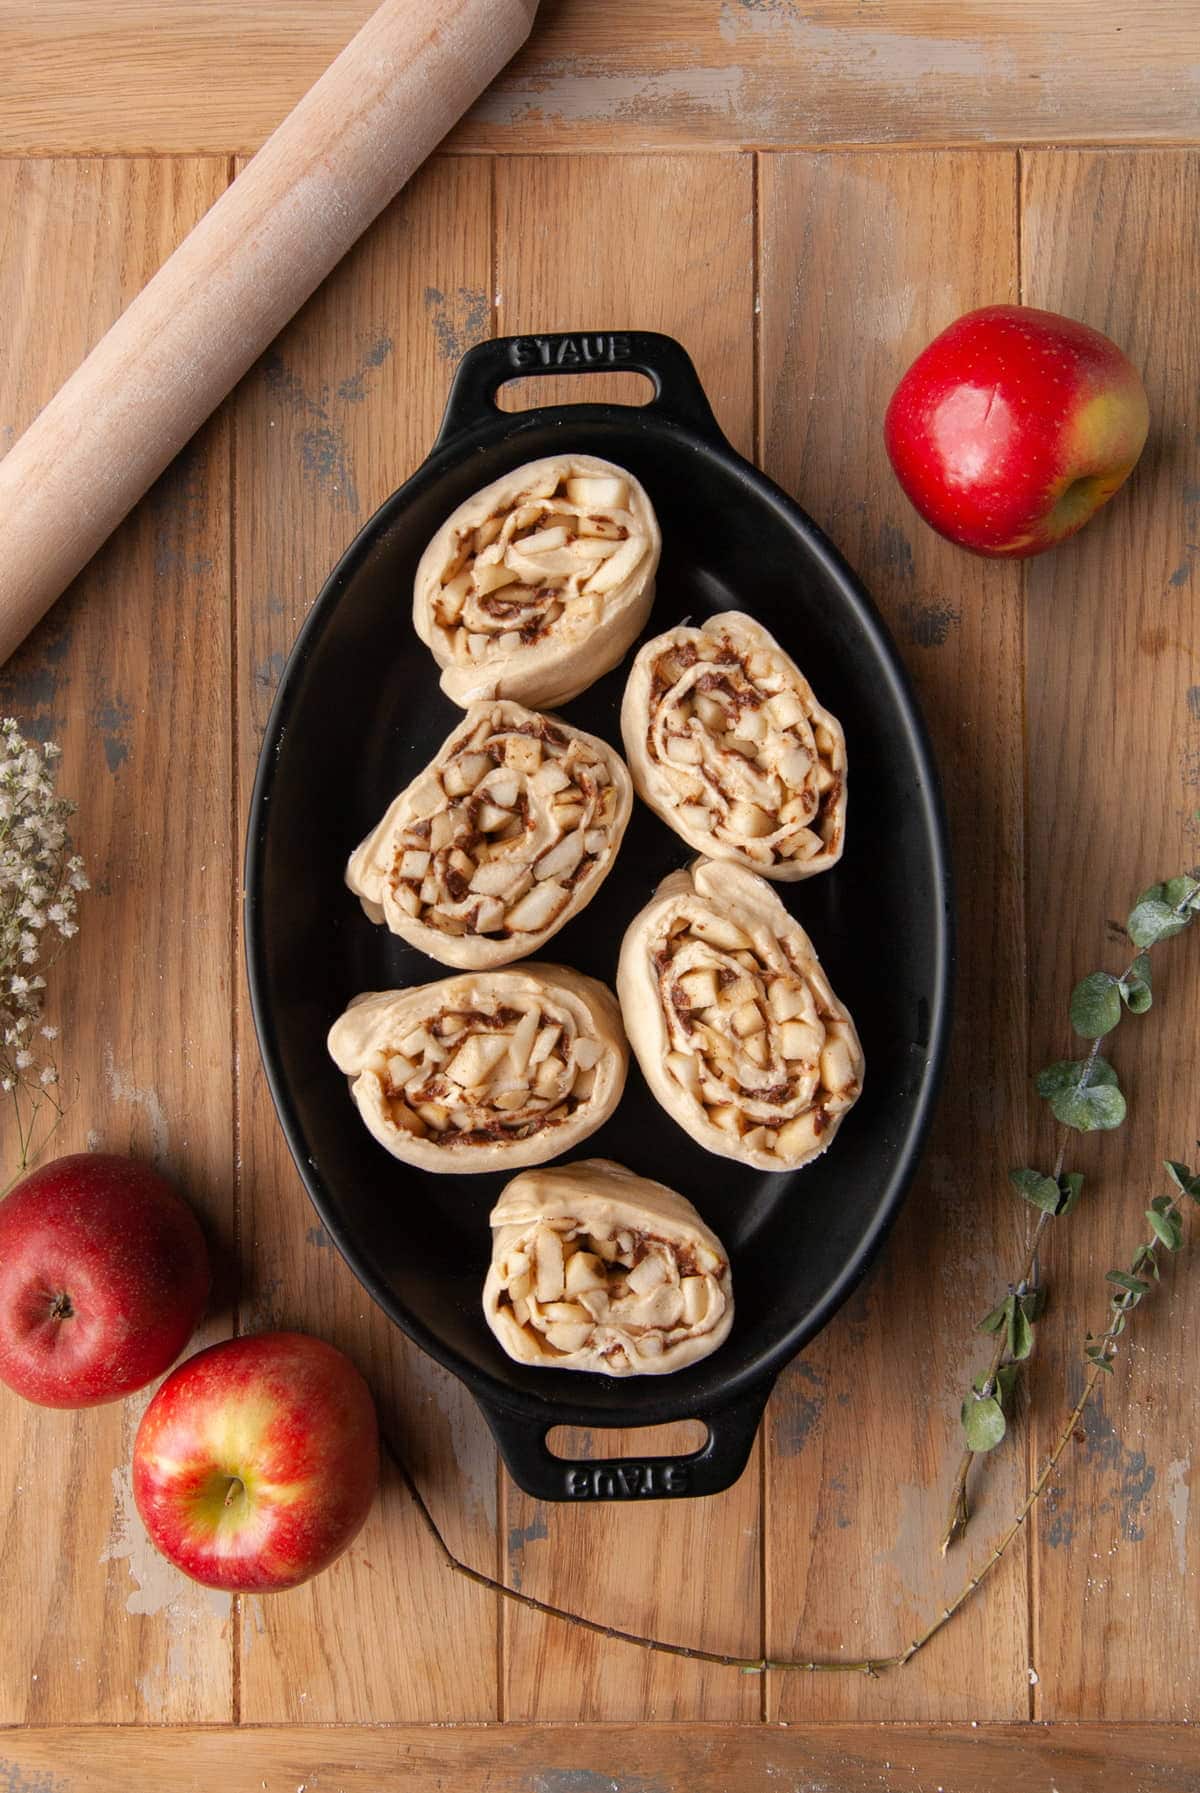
[2,2,1199,155]
[492,152,762,1721]
[0,156,235,1722]
[757,150,1030,1719]
[1021,148,1200,1723]
[232,152,503,1721]
[6,1721,1200,1791]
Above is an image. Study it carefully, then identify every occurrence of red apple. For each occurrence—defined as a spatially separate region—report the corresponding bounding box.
[884,304,1149,557]
[0,1152,209,1407]
[132,1331,379,1592]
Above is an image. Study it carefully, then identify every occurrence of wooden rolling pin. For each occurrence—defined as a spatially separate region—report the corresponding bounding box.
[0,0,539,667]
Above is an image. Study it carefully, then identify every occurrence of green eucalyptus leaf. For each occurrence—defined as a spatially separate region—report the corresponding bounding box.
[1163,874,1200,911]
[1137,881,1166,907]
[978,1303,1009,1334]
[1008,1302,1034,1361]
[1165,1161,1200,1201]
[1020,1287,1047,1322]
[1057,1171,1085,1214]
[1111,1310,1127,1336]
[1085,1347,1115,1374]
[1070,971,1122,1038]
[995,1363,1021,1405]
[1147,1207,1183,1251]
[963,1395,1006,1453]
[1009,1167,1062,1213]
[1119,953,1153,1014]
[1106,1270,1150,1295]
[1037,1056,1119,1096]
[1128,898,1191,949]
[1048,1081,1126,1133]
[1150,1194,1174,1215]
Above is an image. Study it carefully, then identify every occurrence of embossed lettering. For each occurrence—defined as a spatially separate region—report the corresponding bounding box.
[507,333,635,376]
[561,1462,692,1499]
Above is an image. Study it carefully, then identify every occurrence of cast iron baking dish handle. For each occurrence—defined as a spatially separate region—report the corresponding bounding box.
[433,329,726,450]
[477,1376,775,1502]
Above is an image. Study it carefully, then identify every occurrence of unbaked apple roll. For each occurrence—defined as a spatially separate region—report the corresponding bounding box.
[327,965,627,1174]
[484,1159,733,1375]
[621,611,846,879]
[413,454,661,709]
[346,701,632,969]
[617,859,863,1173]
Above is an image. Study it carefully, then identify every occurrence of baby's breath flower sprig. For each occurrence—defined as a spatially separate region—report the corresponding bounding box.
[941,868,1200,1553]
[0,718,88,1180]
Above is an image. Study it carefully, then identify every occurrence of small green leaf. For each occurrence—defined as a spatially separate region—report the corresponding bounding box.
[1150,1193,1174,1215]
[1070,971,1122,1038]
[1137,881,1166,907]
[1009,1167,1062,1213]
[1110,1310,1127,1336]
[1036,1051,1124,1130]
[1085,1348,1115,1374]
[1147,1207,1183,1251]
[1049,1081,1127,1133]
[1106,1270,1151,1295]
[1163,874,1200,911]
[1057,1171,1085,1215]
[1128,898,1191,948]
[1119,953,1153,1014]
[1008,1301,1034,1361]
[1165,1161,1200,1201]
[1020,1286,1047,1322]
[978,1302,1009,1334]
[963,1394,1006,1453]
[1037,1056,1119,1096]
[995,1363,1021,1405]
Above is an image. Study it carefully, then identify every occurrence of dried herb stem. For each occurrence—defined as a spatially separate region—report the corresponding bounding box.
[942,877,1198,1552]
[381,1174,1190,1681]
[380,1345,1115,1676]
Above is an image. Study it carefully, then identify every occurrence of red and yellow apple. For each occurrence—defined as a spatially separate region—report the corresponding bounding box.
[132,1331,379,1592]
[884,304,1149,558]
[0,1152,209,1407]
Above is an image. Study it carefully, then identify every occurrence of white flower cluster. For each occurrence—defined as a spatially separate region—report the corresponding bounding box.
[0,718,88,1166]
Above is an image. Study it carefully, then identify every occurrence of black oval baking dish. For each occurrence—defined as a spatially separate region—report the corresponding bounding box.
[245,330,953,1502]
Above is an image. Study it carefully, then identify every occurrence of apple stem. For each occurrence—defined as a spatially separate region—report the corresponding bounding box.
[224,1476,244,1509]
[49,1291,74,1321]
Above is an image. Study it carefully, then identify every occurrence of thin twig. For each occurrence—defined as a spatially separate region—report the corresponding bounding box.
[376,1277,1146,1679]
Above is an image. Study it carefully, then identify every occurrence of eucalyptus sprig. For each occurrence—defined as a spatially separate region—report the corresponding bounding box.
[386,1160,1198,1676]
[941,869,1200,1553]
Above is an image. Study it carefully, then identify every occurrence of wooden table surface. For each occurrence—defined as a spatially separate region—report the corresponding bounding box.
[1,5,1199,1789]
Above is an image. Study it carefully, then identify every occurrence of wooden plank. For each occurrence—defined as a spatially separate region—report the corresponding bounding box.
[757,151,1029,1718]
[493,151,761,1722]
[0,156,234,1721]
[2,2,1199,156]
[1021,149,1200,1722]
[232,151,502,1721]
[5,1722,1200,1791]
